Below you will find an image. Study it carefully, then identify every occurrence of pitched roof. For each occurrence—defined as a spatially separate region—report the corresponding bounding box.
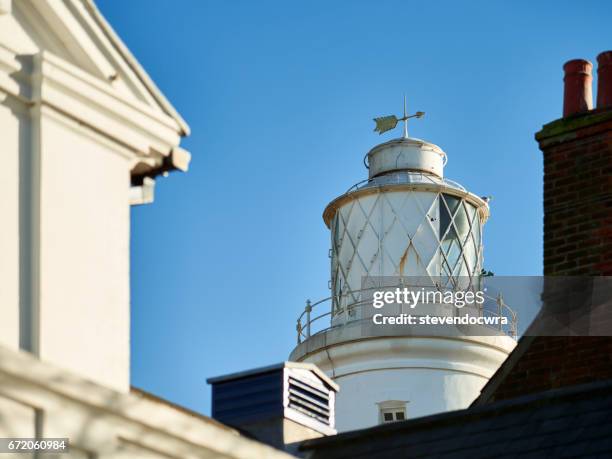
[81,0,189,136]
[10,0,189,137]
[300,379,612,458]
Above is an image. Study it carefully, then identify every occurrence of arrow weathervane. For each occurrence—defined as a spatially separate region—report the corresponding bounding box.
[373,95,425,138]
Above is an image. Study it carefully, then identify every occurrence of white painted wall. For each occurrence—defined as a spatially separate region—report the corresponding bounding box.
[38,109,131,391]
[0,51,135,391]
[0,1,189,392]
[0,95,24,351]
[299,334,516,432]
[332,368,488,431]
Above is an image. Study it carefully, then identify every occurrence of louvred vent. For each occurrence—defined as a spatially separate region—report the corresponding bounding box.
[287,377,331,425]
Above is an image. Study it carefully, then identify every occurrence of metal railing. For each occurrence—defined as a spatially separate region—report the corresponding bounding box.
[296,285,518,344]
[344,172,467,195]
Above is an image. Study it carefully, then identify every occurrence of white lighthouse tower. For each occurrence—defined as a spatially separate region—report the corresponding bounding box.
[290,103,517,432]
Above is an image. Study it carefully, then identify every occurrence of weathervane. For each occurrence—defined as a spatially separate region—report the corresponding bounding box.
[373,95,425,138]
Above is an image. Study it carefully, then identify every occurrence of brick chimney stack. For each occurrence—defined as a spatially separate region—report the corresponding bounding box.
[474,52,612,404]
[540,54,612,276]
[563,59,593,117]
[597,51,612,109]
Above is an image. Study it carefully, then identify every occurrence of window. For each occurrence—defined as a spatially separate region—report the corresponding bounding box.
[381,407,406,423]
[378,400,408,424]
[438,193,482,283]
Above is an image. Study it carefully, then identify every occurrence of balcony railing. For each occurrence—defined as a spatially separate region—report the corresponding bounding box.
[296,285,518,344]
[345,171,467,195]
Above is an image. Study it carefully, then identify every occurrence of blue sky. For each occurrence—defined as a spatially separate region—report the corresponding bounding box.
[97,0,611,415]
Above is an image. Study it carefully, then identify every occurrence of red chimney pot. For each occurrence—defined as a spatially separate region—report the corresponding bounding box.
[563,59,593,117]
[596,51,612,109]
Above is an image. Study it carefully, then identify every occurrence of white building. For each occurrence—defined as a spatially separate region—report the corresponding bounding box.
[0,1,292,457]
[290,114,517,432]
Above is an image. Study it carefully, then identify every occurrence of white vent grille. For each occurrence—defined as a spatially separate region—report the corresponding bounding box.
[287,377,331,425]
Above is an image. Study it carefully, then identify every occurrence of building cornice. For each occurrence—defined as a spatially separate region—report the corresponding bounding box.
[0,46,190,177]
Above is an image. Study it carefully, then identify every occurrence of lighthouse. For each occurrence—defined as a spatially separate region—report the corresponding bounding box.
[289,102,517,432]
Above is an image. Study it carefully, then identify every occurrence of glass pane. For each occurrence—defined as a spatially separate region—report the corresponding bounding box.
[383,412,393,422]
[463,235,477,275]
[453,202,470,239]
[395,411,405,420]
[383,192,422,236]
[473,210,482,243]
[445,239,462,270]
[443,194,461,215]
[412,223,440,272]
[439,195,452,238]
